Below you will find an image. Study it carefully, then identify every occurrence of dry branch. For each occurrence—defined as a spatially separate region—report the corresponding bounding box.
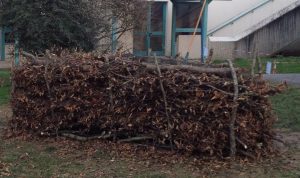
[227,59,239,157]
[143,63,236,75]
[118,136,153,143]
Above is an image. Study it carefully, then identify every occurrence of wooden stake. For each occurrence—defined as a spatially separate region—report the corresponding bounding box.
[257,57,263,79]
[154,53,173,150]
[227,59,239,157]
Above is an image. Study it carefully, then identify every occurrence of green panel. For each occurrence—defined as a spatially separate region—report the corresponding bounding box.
[14,36,20,66]
[201,1,208,63]
[175,28,201,33]
[171,4,177,56]
[111,17,117,53]
[1,29,5,61]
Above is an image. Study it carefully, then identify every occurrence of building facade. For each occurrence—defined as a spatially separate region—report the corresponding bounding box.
[116,0,214,61]
[116,0,300,60]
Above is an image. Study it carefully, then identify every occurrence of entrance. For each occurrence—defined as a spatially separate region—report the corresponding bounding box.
[133,2,166,56]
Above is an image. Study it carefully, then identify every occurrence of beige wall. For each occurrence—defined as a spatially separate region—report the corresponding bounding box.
[208,41,235,60]
[177,35,202,59]
[117,31,134,53]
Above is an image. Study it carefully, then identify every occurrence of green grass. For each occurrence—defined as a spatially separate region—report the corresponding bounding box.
[270,88,300,131]
[0,69,11,105]
[1,138,299,178]
[214,56,300,74]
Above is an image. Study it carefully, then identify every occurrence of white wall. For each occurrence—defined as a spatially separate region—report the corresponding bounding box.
[208,0,262,29]
[208,0,299,38]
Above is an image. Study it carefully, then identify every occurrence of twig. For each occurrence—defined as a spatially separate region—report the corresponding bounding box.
[105,56,117,141]
[154,54,173,150]
[236,137,248,150]
[201,82,234,96]
[22,51,37,61]
[44,51,56,136]
[143,63,237,75]
[105,56,114,109]
[110,71,133,79]
[251,57,256,81]
[251,44,258,81]
[61,133,112,141]
[238,150,256,159]
[257,57,263,79]
[118,136,153,143]
[227,59,239,157]
[205,48,214,64]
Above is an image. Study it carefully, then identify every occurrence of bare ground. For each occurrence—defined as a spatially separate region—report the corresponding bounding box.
[0,105,299,178]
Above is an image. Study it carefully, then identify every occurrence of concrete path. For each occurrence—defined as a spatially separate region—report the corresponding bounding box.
[264,74,300,86]
[0,58,12,69]
[0,61,11,69]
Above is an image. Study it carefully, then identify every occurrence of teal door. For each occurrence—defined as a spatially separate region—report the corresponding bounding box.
[133,2,166,56]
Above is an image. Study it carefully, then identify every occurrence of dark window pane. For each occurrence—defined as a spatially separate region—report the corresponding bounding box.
[5,33,14,44]
[150,36,163,51]
[151,3,164,32]
[133,35,147,51]
[176,3,202,28]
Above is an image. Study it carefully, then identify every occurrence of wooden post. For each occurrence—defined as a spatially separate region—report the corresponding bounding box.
[227,59,239,157]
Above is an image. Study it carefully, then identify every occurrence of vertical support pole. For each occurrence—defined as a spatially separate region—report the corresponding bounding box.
[0,28,5,61]
[201,1,208,63]
[162,3,167,56]
[14,35,20,66]
[147,4,152,56]
[111,17,117,53]
[171,3,177,57]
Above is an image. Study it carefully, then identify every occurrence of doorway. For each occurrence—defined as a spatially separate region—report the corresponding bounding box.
[133,2,167,56]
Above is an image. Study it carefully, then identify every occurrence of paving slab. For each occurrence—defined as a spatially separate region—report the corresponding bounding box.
[264,74,300,87]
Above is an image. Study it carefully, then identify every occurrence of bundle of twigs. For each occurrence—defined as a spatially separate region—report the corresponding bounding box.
[10,52,278,158]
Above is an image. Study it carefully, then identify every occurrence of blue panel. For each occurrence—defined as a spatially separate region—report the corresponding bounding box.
[171,4,177,56]
[14,36,20,66]
[201,1,208,63]
[111,17,117,53]
[162,3,167,55]
[175,28,201,33]
[0,29,5,61]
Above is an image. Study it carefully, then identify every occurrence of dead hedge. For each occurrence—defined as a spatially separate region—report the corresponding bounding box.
[9,52,279,158]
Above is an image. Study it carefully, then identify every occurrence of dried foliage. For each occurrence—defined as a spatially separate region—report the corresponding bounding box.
[10,52,278,158]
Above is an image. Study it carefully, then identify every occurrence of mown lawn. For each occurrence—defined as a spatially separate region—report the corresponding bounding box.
[0,70,11,105]
[214,56,300,74]
[270,88,300,131]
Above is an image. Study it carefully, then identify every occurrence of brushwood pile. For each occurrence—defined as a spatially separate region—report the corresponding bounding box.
[10,53,278,158]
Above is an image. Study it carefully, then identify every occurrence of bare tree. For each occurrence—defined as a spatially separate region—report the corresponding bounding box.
[86,0,148,53]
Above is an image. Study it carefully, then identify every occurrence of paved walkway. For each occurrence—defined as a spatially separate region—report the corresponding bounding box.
[0,57,12,69]
[0,61,11,69]
[264,74,300,86]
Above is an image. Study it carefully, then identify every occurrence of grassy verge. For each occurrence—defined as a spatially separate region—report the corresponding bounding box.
[214,56,300,74]
[0,69,11,105]
[270,87,300,131]
[0,136,299,178]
